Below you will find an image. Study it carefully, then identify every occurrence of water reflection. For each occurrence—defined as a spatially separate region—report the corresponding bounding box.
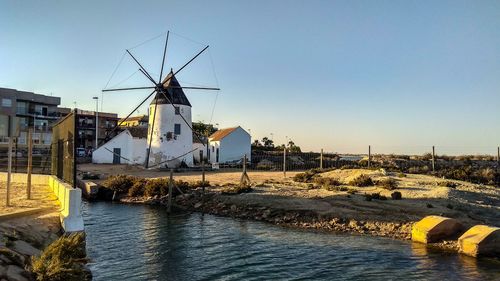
[83,202,500,281]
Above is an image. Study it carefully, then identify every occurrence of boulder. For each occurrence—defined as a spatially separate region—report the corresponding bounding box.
[412,215,463,243]
[458,225,500,257]
[6,265,29,281]
[12,240,41,257]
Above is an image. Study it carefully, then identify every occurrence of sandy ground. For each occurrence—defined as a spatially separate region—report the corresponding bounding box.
[79,164,499,228]
[0,182,59,215]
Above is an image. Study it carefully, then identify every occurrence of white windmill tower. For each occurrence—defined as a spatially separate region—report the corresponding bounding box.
[147,70,193,167]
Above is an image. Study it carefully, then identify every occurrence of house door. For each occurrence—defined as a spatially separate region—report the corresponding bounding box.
[113,148,121,164]
[216,148,219,163]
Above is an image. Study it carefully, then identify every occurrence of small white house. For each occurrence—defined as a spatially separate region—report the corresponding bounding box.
[208,126,251,164]
[92,128,147,165]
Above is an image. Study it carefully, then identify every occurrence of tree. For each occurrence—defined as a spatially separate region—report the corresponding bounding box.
[262,137,274,148]
[192,122,217,138]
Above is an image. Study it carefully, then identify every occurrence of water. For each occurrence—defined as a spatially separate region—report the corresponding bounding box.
[83,202,499,281]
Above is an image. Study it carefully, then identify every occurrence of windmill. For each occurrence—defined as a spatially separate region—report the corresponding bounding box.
[102,31,219,168]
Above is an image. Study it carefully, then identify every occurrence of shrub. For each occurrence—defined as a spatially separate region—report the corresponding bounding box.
[391,191,402,200]
[189,180,210,188]
[293,169,320,183]
[313,177,341,188]
[408,165,429,174]
[364,194,372,201]
[347,188,357,194]
[446,203,454,209]
[397,173,406,178]
[349,175,374,187]
[128,178,146,197]
[144,178,169,197]
[438,181,458,188]
[377,178,398,190]
[222,185,253,194]
[31,233,88,281]
[102,175,138,194]
[426,203,434,208]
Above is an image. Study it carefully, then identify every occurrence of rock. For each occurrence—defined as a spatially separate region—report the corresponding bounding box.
[0,248,25,266]
[262,209,271,219]
[12,240,41,257]
[194,202,203,209]
[458,225,500,257]
[0,265,5,277]
[412,216,463,244]
[6,265,29,281]
[230,205,237,212]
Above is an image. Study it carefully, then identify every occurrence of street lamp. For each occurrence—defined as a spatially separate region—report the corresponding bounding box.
[93,97,99,149]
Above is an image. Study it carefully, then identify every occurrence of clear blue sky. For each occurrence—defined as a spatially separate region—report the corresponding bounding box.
[1,0,499,155]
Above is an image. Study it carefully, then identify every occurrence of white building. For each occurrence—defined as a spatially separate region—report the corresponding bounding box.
[92,127,147,164]
[147,71,194,168]
[208,126,251,164]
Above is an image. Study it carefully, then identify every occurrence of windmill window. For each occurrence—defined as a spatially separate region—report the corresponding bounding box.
[174,124,181,135]
[174,106,180,115]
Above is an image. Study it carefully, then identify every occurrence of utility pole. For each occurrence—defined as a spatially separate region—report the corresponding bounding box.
[27,128,33,199]
[432,146,435,172]
[93,96,99,149]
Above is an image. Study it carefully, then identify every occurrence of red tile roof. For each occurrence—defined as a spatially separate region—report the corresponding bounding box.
[209,127,238,141]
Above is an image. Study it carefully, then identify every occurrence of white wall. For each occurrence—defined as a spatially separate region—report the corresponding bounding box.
[192,142,207,163]
[208,127,251,163]
[148,104,193,167]
[92,130,147,165]
[219,127,251,163]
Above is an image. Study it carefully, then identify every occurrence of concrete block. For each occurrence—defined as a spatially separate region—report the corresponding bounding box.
[412,215,463,243]
[458,225,500,257]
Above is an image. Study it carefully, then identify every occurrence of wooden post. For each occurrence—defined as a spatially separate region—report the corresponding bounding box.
[368,145,371,168]
[6,137,13,207]
[432,146,435,172]
[168,169,173,213]
[239,154,250,186]
[27,128,33,199]
[283,147,287,178]
[320,149,324,170]
[200,150,205,194]
[497,146,499,165]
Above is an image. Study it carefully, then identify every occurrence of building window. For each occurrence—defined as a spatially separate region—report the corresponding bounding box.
[174,124,181,135]
[1,98,12,107]
[174,106,180,115]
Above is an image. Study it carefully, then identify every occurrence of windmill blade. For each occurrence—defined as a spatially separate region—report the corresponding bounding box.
[172,45,209,78]
[126,49,157,85]
[168,86,220,91]
[159,31,170,83]
[145,92,159,168]
[102,86,156,92]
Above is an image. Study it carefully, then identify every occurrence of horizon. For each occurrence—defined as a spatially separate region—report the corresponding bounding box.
[1,0,499,155]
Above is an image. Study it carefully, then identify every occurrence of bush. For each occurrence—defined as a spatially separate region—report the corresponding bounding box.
[438,181,458,188]
[349,175,374,187]
[313,177,341,188]
[364,194,372,201]
[102,175,138,194]
[391,191,402,200]
[222,185,253,194]
[377,178,398,190]
[293,169,320,183]
[426,203,434,208]
[31,233,88,281]
[128,178,146,197]
[144,178,169,197]
[397,173,406,178]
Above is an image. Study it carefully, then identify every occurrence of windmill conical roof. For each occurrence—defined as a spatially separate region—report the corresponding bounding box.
[150,70,191,106]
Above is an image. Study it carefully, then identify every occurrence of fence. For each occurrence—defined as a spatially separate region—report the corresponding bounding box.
[51,110,76,186]
[0,145,52,174]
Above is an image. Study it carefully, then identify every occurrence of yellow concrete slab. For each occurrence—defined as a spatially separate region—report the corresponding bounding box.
[412,215,462,244]
[458,225,500,257]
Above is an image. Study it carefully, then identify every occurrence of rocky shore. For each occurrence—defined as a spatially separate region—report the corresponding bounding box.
[0,212,60,281]
[122,190,413,238]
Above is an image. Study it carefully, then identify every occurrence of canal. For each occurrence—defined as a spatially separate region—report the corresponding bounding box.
[83,202,499,281]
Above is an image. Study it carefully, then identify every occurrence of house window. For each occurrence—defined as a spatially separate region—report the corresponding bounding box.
[1,98,12,107]
[174,106,180,115]
[174,124,181,135]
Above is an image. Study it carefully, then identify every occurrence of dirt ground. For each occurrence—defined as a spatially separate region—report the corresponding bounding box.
[0,183,58,215]
[79,164,499,228]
